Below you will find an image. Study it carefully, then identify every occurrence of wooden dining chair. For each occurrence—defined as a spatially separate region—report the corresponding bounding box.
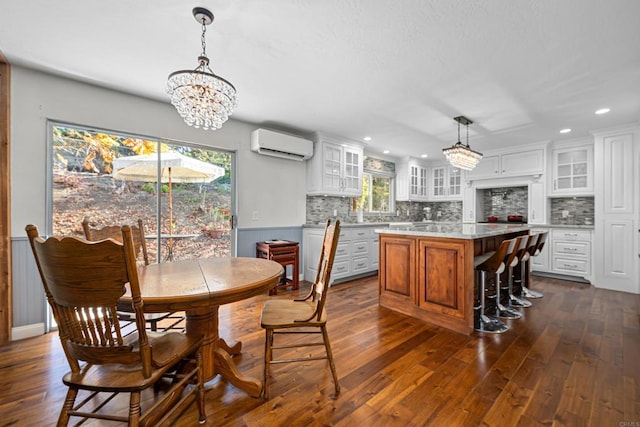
[26,224,206,426]
[82,217,150,265]
[82,217,185,332]
[260,219,341,399]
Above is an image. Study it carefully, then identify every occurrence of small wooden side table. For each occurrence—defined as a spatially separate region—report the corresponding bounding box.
[256,240,299,295]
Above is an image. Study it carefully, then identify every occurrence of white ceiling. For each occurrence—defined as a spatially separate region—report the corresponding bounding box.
[1,0,639,160]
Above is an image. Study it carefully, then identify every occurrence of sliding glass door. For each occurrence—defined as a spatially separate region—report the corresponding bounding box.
[49,122,235,263]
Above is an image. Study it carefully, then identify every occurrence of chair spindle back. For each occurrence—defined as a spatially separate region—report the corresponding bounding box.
[26,224,153,377]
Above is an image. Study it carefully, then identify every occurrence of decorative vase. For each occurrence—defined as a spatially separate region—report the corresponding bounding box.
[357,208,364,223]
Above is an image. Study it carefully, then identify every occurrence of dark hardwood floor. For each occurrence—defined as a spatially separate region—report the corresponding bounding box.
[1,274,639,426]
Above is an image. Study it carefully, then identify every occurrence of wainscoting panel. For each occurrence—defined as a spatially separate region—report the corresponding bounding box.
[11,226,304,340]
[11,237,47,329]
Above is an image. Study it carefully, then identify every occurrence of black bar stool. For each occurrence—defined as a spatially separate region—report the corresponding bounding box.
[496,236,523,319]
[522,233,545,299]
[474,239,513,333]
[510,235,533,308]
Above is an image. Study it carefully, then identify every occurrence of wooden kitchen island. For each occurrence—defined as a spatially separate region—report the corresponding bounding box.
[375,223,530,335]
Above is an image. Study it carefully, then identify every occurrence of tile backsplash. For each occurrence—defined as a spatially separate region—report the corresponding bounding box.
[306,196,462,224]
[550,197,594,225]
[480,187,528,222]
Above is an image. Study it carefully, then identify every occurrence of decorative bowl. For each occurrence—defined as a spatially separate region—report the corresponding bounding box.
[487,216,498,223]
[507,215,523,222]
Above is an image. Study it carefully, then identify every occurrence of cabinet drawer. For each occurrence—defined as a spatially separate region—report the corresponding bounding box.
[553,257,590,275]
[334,242,350,260]
[352,240,369,255]
[553,241,590,257]
[551,229,591,241]
[332,260,351,278]
[352,256,369,273]
[348,227,373,239]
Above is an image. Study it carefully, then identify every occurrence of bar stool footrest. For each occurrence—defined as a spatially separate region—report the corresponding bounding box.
[475,316,509,334]
[522,287,543,299]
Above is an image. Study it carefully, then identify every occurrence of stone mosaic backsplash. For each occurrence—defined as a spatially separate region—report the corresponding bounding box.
[550,197,594,225]
[363,156,395,173]
[306,194,594,225]
[306,195,359,224]
[480,186,529,222]
[306,196,462,224]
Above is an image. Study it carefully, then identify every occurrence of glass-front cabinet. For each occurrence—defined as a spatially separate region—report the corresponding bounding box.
[551,144,593,196]
[321,143,342,193]
[342,146,362,194]
[396,157,429,201]
[410,164,429,199]
[431,165,462,200]
[307,133,364,197]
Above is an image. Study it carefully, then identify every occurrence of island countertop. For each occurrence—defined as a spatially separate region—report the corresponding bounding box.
[375,222,532,239]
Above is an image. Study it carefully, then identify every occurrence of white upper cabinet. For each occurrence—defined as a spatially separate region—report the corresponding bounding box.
[430,165,463,200]
[467,155,500,179]
[462,185,476,223]
[307,133,364,197]
[467,148,545,181]
[396,157,429,201]
[528,181,547,224]
[550,143,593,196]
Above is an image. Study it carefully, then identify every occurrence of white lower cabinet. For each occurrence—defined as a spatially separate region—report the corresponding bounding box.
[370,233,379,270]
[530,228,550,272]
[303,225,379,284]
[551,228,592,281]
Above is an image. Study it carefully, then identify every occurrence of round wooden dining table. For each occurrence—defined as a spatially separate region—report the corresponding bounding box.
[124,257,283,397]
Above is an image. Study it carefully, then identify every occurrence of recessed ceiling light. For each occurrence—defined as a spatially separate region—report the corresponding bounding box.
[383,150,390,154]
[363,136,372,141]
[595,108,610,115]
[560,128,572,134]
[421,154,428,158]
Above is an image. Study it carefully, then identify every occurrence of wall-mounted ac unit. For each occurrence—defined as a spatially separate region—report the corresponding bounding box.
[250,128,313,161]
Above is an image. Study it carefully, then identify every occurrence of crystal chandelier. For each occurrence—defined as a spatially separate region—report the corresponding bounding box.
[166,8,237,130]
[442,116,483,171]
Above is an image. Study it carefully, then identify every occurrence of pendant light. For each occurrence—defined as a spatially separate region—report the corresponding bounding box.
[442,116,483,171]
[166,8,237,130]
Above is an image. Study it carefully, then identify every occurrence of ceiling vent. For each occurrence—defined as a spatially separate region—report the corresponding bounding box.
[250,128,313,161]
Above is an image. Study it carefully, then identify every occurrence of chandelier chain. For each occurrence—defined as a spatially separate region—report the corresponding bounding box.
[200,19,208,58]
[465,121,469,147]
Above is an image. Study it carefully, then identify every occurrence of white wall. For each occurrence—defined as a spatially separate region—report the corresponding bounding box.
[9,66,307,235]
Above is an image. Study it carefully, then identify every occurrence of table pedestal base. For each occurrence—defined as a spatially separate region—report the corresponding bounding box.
[187,306,263,397]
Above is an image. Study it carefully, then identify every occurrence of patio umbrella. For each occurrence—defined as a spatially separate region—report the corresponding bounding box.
[112,151,225,236]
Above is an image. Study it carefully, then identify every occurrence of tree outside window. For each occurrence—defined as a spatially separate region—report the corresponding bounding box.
[354,171,394,214]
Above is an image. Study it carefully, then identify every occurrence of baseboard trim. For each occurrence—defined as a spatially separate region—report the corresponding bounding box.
[12,323,45,341]
[532,271,591,284]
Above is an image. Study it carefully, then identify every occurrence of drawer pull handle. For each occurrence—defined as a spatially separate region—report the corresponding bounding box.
[564,248,578,252]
